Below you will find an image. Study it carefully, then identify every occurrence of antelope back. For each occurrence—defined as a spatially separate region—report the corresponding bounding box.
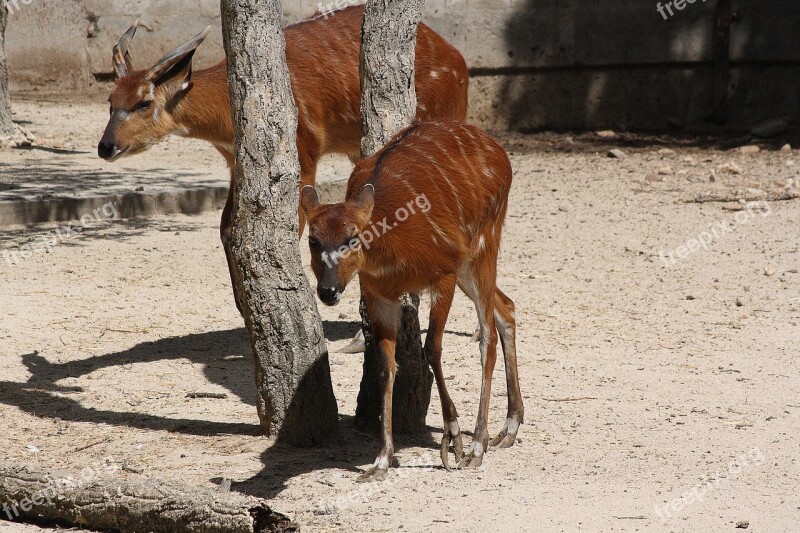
[348,121,511,273]
[285,5,469,161]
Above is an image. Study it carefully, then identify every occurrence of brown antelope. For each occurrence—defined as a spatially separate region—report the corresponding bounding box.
[300,120,524,481]
[98,5,469,313]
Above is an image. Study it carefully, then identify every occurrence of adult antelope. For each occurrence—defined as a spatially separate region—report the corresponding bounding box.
[98,5,468,313]
[300,120,524,481]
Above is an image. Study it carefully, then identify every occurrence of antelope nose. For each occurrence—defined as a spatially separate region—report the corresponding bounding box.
[98,141,116,160]
[317,286,341,306]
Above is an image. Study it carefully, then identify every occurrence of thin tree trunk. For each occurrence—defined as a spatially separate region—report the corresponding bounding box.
[220,0,338,446]
[0,5,15,135]
[355,0,433,434]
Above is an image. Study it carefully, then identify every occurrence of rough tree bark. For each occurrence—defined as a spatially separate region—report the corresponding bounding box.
[0,5,14,135]
[354,0,434,434]
[220,0,338,445]
[0,463,294,532]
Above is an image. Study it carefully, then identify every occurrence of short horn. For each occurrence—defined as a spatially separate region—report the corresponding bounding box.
[112,18,139,78]
[148,26,211,82]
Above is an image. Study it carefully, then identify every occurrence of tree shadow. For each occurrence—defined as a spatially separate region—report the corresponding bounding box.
[0,326,441,500]
[321,320,360,342]
[0,216,209,253]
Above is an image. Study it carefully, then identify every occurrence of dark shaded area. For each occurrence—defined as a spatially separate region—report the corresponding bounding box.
[0,326,440,500]
[321,320,361,342]
[0,157,227,225]
[0,215,207,252]
[498,0,800,132]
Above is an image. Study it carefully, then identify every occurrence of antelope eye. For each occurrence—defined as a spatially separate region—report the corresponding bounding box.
[347,236,360,248]
[134,101,153,112]
[308,236,320,248]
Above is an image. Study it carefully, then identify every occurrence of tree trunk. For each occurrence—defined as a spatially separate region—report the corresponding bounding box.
[0,463,294,533]
[220,0,338,446]
[1,4,15,135]
[355,0,433,434]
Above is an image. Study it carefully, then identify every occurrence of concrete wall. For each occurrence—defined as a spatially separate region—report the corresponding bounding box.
[4,0,799,131]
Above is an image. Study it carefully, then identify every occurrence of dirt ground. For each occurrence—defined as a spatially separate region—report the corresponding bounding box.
[1,97,799,532]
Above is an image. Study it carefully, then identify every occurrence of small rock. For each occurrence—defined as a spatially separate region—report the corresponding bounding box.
[751,118,788,138]
[718,162,743,174]
[735,520,750,529]
[657,166,674,176]
[558,205,569,212]
[736,298,744,307]
[686,295,696,301]
[608,149,626,159]
[737,145,761,154]
[338,313,348,319]
[645,174,664,183]
[658,148,676,155]
[780,143,792,152]
[683,155,698,165]
[764,266,776,277]
[709,170,717,183]
[596,130,616,138]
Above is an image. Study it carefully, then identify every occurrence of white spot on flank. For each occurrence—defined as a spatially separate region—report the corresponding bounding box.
[430,70,440,78]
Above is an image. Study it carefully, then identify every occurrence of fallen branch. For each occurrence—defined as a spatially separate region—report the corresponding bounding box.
[541,396,598,402]
[684,191,799,204]
[0,463,294,533]
[186,392,229,399]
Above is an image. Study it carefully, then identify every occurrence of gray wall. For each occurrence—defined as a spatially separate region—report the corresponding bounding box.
[4,0,799,131]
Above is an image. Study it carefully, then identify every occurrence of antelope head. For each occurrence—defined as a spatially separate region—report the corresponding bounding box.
[98,21,211,161]
[300,185,375,306]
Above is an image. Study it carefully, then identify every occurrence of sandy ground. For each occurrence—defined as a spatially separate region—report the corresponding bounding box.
[1,98,799,532]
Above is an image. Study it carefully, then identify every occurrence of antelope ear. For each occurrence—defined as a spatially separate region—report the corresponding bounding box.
[147,26,210,87]
[300,186,320,214]
[353,184,375,217]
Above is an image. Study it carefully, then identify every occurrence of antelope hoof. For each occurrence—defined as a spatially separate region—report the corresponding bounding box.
[457,442,485,469]
[440,429,464,471]
[489,418,521,449]
[357,465,388,483]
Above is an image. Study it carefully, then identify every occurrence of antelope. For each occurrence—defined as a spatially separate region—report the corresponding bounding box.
[98,5,469,315]
[300,120,524,481]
